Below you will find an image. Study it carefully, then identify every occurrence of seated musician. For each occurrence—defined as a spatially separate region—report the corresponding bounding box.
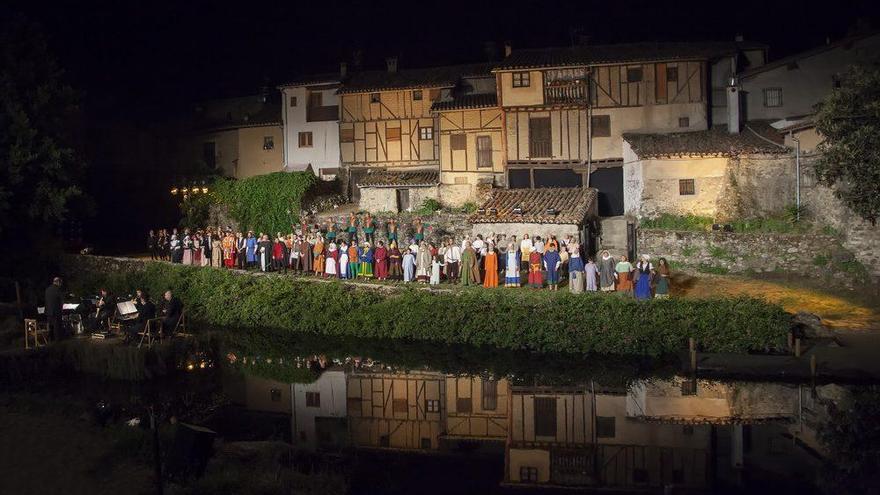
[123,289,155,343]
[159,290,183,336]
[92,288,115,331]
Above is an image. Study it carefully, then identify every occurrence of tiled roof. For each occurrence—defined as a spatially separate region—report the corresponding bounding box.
[739,31,878,79]
[470,188,597,225]
[357,170,440,188]
[277,72,341,88]
[623,123,788,158]
[338,63,493,94]
[431,93,498,112]
[494,41,766,71]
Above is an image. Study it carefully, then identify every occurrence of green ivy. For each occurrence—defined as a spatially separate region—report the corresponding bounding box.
[209,172,317,234]
[65,259,791,357]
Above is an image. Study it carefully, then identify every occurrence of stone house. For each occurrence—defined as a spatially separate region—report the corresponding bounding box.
[355,169,440,213]
[277,72,343,180]
[622,123,791,221]
[470,187,598,250]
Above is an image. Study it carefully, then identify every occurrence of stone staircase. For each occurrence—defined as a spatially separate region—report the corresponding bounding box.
[599,216,628,254]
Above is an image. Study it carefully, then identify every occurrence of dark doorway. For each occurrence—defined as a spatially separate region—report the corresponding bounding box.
[203,142,216,170]
[396,189,410,212]
[534,168,582,188]
[589,167,624,216]
[508,169,531,189]
[349,168,368,202]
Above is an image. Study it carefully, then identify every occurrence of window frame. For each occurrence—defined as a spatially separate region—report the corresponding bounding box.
[520,466,539,482]
[263,135,275,150]
[386,127,402,141]
[425,399,440,413]
[626,66,643,83]
[339,128,355,143]
[666,66,678,82]
[763,87,783,108]
[308,91,323,108]
[289,96,297,107]
[534,397,557,437]
[591,114,611,137]
[512,71,531,88]
[476,135,493,169]
[413,90,423,101]
[678,117,690,128]
[298,131,313,148]
[450,133,467,151]
[596,416,616,438]
[370,93,381,104]
[679,178,696,196]
[305,391,320,408]
[481,379,498,410]
[419,126,433,140]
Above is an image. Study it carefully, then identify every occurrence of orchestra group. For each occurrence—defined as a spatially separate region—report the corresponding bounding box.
[146,213,670,298]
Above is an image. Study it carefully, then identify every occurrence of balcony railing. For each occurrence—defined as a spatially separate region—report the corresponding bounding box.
[544,82,588,105]
[306,105,339,122]
[529,140,551,158]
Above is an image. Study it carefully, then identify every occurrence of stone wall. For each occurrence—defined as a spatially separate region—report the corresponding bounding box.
[637,229,862,285]
[358,185,439,213]
[313,210,472,244]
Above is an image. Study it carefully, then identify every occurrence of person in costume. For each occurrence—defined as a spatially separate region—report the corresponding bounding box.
[504,242,520,287]
[654,257,670,298]
[634,255,654,300]
[615,255,634,295]
[459,241,480,286]
[413,218,425,243]
[386,218,398,243]
[482,243,499,288]
[528,249,543,288]
[246,231,258,269]
[543,244,562,291]
[443,238,460,282]
[598,250,616,292]
[402,247,415,282]
[358,242,374,278]
[430,252,442,286]
[339,241,349,279]
[363,213,375,244]
[222,232,235,268]
[325,240,338,278]
[347,242,359,279]
[347,212,359,244]
[299,235,313,274]
[388,242,402,280]
[584,257,599,291]
[374,241,388,280]
[416,241,432,283]
[520,234,533,272]
[313,234,325,276]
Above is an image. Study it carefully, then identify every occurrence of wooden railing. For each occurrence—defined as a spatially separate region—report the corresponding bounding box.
[529,140,551,158]
[306,105,339,122]
[544,82,588,105]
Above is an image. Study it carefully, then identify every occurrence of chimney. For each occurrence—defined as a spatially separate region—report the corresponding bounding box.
[386,57,398,73]
[504,41,513,57]
[726,76,741,134]
[734,33,744,42]
[340,62,348,78]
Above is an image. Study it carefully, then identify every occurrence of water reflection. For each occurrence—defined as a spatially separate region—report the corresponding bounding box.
[223,353,842,492]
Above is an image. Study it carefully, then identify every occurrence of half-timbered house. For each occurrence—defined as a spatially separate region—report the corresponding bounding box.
[444,376,510,443]
[337,60,492,210]
[493,41,765,218]
[345,368,445,451]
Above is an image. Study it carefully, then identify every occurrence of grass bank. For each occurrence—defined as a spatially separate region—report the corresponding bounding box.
[63,256,791,357]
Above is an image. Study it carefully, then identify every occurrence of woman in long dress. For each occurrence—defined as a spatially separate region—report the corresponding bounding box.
[358,242,374,278]
[483,244,499,288]
[222,233,235,268]
[325,242,338,278]
[654,257,670,298]
[504,243,520,287]
[402,249,415,282]
[211,236,222,267]
[430,254,442,286]
[313,235,325,276]
[543,245,561,291]
[598,250,615,291]
[634,255,654,300]
[527,250,543,288]
[568,244,584,294]
[374,241,389,280]
[615,255,634,295]
[182,232,193,265]
[584,257,599,292]
[388,242,403,280]
[339,242,349,279]
[415,242,432,283]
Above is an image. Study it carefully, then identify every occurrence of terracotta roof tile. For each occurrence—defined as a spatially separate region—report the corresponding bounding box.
[471,188,597,225]
[431,93,498,112]
[623,123,788,158]
[357,170,440,188]
[338,63,493,94]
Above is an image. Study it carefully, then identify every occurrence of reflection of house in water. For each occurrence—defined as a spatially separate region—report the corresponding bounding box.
[444,376,510,442]
[506,383,713,490]
[346,369,445,450]
[291,367,348,451]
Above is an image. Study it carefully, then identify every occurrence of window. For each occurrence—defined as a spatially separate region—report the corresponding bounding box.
[347,397,362,414]
[529,117,551,157]
[425,399,440,413]
[596,416,616,438]
[627,67,643,82]
[370,93,380,104]
[666,66,678,82]
[456,397,473,413]
[429,89,441,101]
[298,131,313,148]
[308,92,322,107]
[203,142,216,170]
[679,179,695,196]
[591,115,610,137]
[451,133,467,151]
[420,438,432,449]
[534,397,557,437]
[481,379,498,410]
[763,87,783,107]
[263,136,274,150]
[678,117,690,128]
[386,127,401,141]
[306,392,320,408]
[476,136,493,169]
[289,96,297,107]
[270,388,281,402]
[520,466,539,482]
[392,398,408,414]
[681,379,697,396]
[413,90,423,101]
[419,126,433,140]
[379,435,390,447]
[340,128,355,143]
[512,71,531,87]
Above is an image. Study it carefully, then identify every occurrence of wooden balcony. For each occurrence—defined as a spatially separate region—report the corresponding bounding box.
[306,105,338,122]
[529,140,552,158]
[544,82,588,106]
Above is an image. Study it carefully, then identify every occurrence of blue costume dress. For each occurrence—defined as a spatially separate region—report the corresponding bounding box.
[634,262,653,300]
[246,237,258,264]
[543,250,561,284]
[358,247,374,277]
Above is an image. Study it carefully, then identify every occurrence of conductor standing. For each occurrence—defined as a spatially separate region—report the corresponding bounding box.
[45,277,65,341]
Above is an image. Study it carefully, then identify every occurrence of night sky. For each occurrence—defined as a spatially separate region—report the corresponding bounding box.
[7,0,880,114]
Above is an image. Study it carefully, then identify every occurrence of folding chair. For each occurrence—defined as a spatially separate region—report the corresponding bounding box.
[24,319,50,349]
[137,318,163,348]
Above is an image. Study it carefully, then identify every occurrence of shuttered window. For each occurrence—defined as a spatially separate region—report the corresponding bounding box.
[477,136,493,168]
[298,132,313,148]
[763,88,783,107]
[456,397,473,413]
[340,128,355,143]
[512,71,531,87]
[451,133,467,151]
[596,416,616,438]
[370,93,380,103]
[679,179,695,195]
[289,96,297,107]
[413,90,423,101]
[308,92,322,107]
[392,398,408,414]
[386,127,401,141]
[626,67,643,82]
[528,117,551,157]
[591,115,610,137]
[306,392,320,408]
[666,66,678,82]
[534,397,557,437]
[481,379,498,410]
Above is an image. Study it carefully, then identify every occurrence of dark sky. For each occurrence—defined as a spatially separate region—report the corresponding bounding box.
[7,0,880,113]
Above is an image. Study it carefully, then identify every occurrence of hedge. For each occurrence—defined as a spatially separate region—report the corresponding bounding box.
[64,259,791,357]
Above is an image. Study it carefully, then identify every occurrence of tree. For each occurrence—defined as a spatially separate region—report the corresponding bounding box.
[0,15,86,236]
[814,64,880,226]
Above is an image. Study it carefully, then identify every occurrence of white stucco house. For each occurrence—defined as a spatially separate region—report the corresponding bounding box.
[291,368,348,450]
[278,72,343,180]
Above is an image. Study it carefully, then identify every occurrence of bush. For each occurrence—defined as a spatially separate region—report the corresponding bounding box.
[64,258,791,357]
[641,214,714,231]
[413,198,443,215]
[209,172,317,234]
